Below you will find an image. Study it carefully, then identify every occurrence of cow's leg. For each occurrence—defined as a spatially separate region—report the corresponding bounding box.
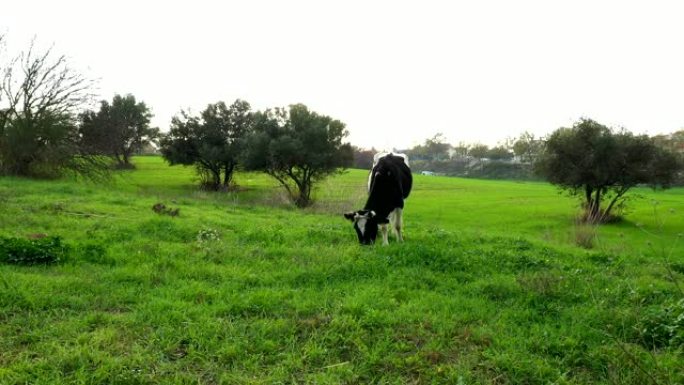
[380,223,389,245]
[393,208,404,242]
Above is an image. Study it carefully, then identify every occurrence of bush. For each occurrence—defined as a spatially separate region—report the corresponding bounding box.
[0,236,68,265]
[637,299,684,348]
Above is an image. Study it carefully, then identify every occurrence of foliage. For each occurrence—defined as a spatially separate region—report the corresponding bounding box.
[513,131,543,163]
[535,118,681,223]
[160,99,252,190]
[152,202,179,216]
[79,94,157,168]
[242,104,353,207]
[196,228,220,243]
[0,37,108,179]
[351,146,376,169]
[468,143,489,160]
[451,141,470,158]
[638,299,684,348]
[0,236,67,265]
[405,133,451,161]
[486,145,514,161]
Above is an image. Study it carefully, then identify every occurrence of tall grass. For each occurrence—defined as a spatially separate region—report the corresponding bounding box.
[0,157,683,384]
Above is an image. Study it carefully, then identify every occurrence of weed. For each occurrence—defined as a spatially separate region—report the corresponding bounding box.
[0,236,68,265]
[152,202,180,216]
[196,228,220,243]
[574,222,597,249]
[637,299,684,348]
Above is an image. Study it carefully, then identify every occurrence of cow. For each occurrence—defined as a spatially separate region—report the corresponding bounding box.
[344,153,412,245]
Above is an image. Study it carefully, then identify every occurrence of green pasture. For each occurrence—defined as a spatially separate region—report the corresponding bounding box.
[0,156,682,384]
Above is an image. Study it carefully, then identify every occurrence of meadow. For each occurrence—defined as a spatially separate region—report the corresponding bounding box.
[0,156,683,384]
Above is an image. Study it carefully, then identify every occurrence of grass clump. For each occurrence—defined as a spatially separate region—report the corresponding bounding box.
[0,236,68,265]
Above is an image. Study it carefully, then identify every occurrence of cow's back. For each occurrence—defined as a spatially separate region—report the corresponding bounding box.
[366,154,412,221]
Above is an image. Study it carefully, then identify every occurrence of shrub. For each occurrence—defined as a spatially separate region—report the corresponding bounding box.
[637,299,684,348]
[0,236,68,265]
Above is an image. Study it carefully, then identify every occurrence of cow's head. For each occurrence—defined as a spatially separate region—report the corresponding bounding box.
[344,210,378,245]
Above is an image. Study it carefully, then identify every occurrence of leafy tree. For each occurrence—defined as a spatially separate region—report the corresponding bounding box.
[242,104,353,207]
[424,133,451,161]
[352,146,376,169]
[451,141,470,158]
[160,99,252,190]
[0,37,107,178]
[79,94,157,168]
[535,118,680,223]
[407,133,451,161]
[486,145,514,161]
[512,131,543,162]
[469,144,489,160]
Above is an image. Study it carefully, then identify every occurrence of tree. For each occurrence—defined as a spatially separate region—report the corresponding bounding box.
[160,99,252,190]
[0,37,107,178]
[469,144,489,160]
[451,141,470,158]
[535,118,681,223]
[352,146,375,169]
[407,133,451,161]
[423,133,451,161]
[242,104,353,207]
[79,94,157,168]
[512,131,543,163]
[486,145,514,161]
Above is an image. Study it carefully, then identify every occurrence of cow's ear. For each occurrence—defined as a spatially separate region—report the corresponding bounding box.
[344,212,356,221]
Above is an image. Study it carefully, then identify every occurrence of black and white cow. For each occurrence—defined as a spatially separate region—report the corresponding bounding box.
[344,153,412,245]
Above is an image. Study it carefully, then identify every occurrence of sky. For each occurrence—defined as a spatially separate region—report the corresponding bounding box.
[2,0,684,149]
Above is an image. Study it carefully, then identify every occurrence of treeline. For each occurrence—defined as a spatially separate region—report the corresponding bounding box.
[353,129,684,182]
[353,122,682,223]
[2,35,683,215]
[352,132,545,179]
[0,36,352,207]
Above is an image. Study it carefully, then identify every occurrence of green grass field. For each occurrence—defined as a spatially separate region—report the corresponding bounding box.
[1,156,683,384]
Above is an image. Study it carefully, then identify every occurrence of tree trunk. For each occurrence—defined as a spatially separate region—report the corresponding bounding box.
[114,152,123,166]
[589,188,601,223]
[604,188,627,219]
[223,163,235,187]
[295,177,312,208]
[585,185,593,210]
[211,168,221,190]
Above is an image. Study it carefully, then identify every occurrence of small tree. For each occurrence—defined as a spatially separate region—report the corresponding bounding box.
[486,145,514,161]
[160,99,252,190]
[242,104,353,207]
[535,118,680,223]
[469,144,489,160]
[451,141,470,159]
[512,131,543,163]
[423,133,451,161]
[352,146,376,169]
[0,38,107,178]
[79,94,157,168]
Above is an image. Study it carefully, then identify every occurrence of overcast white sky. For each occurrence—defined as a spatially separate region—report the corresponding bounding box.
[2,0,684,149]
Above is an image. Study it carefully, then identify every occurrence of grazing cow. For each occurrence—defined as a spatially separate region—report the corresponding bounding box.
[345,153,412,245]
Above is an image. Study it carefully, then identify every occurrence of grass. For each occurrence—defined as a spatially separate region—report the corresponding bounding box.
[0,156,683,384]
